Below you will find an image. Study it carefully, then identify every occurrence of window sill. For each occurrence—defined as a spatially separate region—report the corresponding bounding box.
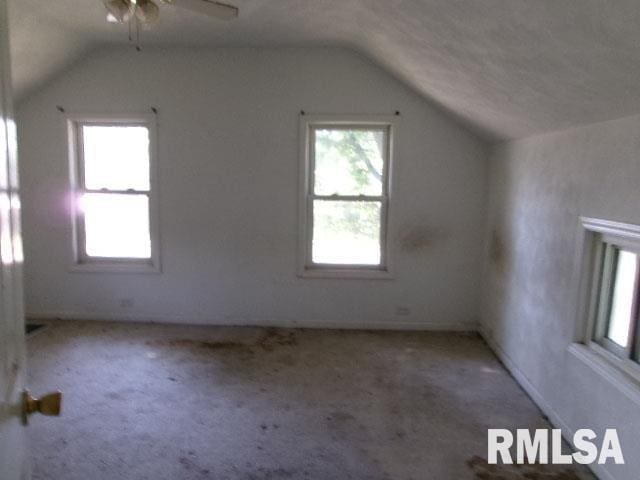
[69,261,161,274]
[298,267,393,280]
[567,343,640,406]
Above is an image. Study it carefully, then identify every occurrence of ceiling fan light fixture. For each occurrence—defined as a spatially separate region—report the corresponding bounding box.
[104,0,134,23]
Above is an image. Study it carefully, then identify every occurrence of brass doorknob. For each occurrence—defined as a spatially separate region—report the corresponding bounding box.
[22,390,62,425]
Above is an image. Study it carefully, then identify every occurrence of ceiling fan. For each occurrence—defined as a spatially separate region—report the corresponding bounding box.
[102,0,239,25]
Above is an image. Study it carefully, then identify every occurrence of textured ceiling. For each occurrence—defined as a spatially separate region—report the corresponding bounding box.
[8,0,640,141]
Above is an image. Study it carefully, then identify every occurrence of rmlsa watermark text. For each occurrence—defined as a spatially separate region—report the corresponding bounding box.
[488,429,624,465]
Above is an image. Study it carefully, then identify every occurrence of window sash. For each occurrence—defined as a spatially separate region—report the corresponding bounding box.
[75,122,151,194]
[305,123,391,270]
[75,191,152,264]
[308,125,390,198]
[308,197,388,269]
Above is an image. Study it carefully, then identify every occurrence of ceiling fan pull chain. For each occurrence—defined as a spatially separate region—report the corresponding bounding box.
[136,17,142,51]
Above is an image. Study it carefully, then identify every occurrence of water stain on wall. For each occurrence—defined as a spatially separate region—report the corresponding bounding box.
[489,228,508,273]
[399,225,444,253]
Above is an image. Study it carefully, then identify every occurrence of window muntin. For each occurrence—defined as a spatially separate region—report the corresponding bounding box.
[593,240,640,362]
[302,120,392,276]
[70,119,157,270]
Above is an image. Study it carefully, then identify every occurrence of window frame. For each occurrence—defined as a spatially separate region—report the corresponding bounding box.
[577,217,640,383]
[298,114,396,279]
[592,241,640,358]
[67,114,161,274]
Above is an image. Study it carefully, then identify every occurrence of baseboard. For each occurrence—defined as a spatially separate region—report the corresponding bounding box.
[26,310,478,332]
[479,326,613,480]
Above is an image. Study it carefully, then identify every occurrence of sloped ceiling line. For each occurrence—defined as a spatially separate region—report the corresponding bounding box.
[9,0,640,141]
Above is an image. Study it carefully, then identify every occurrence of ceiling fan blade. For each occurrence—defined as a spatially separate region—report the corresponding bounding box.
[166,0,238,20]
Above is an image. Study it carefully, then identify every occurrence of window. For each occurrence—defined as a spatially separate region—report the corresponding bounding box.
[299,115,395,278]
[68,115,159,272]
[593,243,640,359]
[579,218,640,380]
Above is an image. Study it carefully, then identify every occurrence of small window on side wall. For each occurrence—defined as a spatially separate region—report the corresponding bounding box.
[581,218,640,379]
[593,243,640,359]
[299,115,395,279]
[68,115,160,273]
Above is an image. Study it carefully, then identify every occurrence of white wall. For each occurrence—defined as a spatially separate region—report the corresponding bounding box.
[482,115,640,480]
[17,47,488,330]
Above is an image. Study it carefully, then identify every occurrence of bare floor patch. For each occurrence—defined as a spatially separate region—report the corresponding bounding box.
[27,321,596,480]
[144,328,298,356]
[257,328,298,350]
[147,339,248,351]
[466,456,585,480]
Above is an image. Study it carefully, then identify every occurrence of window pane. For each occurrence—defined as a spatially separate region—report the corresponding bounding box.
[313,128,385,196]
[81,193,151,259]
[312,200,381,265]
[606,250,638,348]
[82,125,150,191]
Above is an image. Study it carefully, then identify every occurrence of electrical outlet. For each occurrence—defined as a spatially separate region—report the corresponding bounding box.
[395,306,411,316]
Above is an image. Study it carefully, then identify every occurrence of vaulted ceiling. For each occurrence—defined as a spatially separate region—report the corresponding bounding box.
[8,0,640,141]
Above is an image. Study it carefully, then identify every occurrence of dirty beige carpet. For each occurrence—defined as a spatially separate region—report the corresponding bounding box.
[26,320,594,480]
